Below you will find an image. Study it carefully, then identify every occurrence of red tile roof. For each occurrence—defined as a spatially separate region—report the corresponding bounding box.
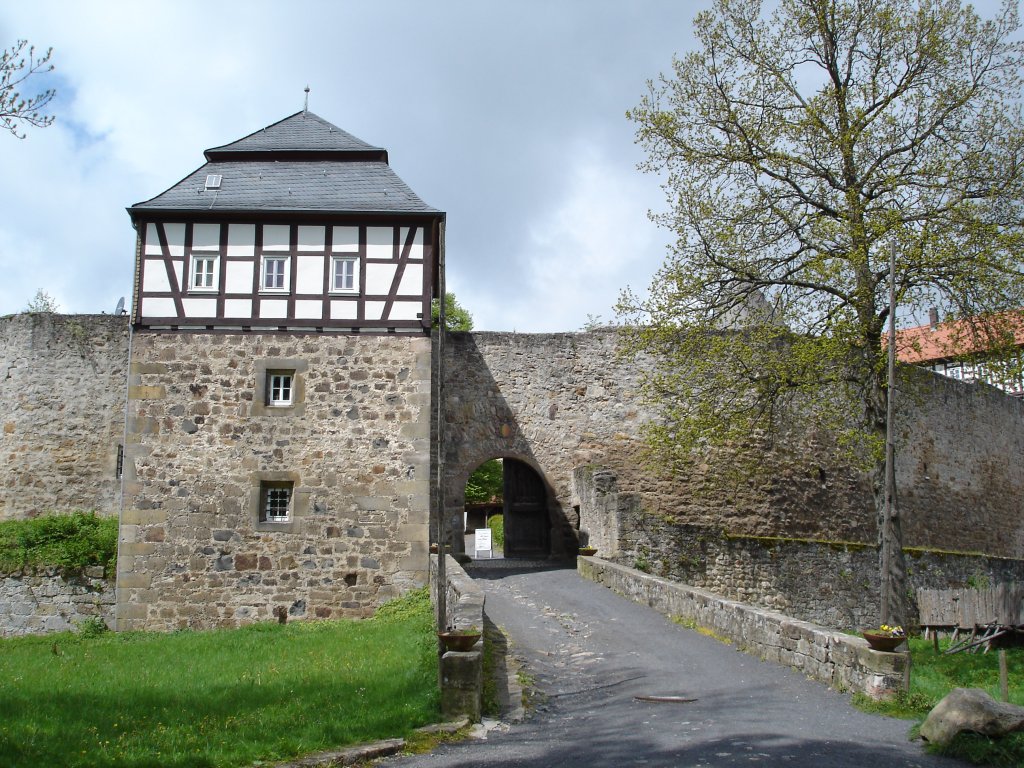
[896,311,1024,364]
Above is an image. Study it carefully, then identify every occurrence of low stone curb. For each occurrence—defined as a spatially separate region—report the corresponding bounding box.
[272,738,405,767]
[271,720,470,767]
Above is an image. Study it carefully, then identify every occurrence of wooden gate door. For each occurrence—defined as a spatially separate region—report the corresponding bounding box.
[503,460,549,558]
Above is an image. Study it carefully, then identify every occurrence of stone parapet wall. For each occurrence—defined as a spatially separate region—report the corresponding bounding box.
[0,567,114,636]
[430,555,484,721]
[117,331,433,631]
[0,313,129,520]
[578,557,907,700]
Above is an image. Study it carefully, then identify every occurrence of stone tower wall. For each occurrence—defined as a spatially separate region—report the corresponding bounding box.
[117,331,432,631]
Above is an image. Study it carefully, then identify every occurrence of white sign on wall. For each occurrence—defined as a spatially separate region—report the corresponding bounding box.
[474,528,493,558]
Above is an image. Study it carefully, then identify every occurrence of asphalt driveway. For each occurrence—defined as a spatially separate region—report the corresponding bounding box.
[382,563,961,768]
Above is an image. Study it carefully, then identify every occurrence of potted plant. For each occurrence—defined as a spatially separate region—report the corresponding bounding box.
[862,624,906,652]
[438,626,481,652]
[578,546,598,556]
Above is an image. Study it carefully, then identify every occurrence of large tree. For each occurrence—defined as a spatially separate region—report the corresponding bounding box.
[1,39,55,138]
[620,0,1024,625]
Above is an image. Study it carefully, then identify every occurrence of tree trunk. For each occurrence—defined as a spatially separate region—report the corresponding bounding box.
[867,368,909,628]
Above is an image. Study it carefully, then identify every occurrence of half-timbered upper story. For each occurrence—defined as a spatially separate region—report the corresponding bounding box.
[128,111,443,333]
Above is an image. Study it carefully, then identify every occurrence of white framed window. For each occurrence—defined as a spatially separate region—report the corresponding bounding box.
[261,255,289,292]
[260,481,293,523]
[190,255,219,291]
[267,371,294,406]
[331,256,358,293]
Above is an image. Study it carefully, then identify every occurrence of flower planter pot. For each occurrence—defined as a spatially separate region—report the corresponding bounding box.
[862,631,905,652]
[438,631,481,652]
[578,547,597,556]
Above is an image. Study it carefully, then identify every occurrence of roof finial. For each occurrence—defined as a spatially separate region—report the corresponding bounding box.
[303,85,310,113]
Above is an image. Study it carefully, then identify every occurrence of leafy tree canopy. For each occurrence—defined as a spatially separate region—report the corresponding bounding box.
[1,40,55,139]
[465,459,503,504]
[432,291,474,331]
[619,0,1024,625]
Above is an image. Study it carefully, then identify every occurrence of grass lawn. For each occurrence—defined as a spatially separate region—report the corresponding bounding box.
[854,637,1024,767]
[0,588,439,768]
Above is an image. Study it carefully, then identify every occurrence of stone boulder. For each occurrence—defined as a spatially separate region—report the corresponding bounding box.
[919,687,1024,746]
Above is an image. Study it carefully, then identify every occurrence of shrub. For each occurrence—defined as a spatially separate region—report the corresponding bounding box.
[0,512,118,575]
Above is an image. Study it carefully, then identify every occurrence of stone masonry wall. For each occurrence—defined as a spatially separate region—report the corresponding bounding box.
[446,330,1024,560]
[117,331,432,631]
[0,313,129,519]
[576,465,1024,628]
[0,567,114,636]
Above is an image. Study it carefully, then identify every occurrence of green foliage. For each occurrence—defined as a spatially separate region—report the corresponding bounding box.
[465,459,503,504]
[853,637,1024,766]
[76,616,109,638]
[0,512,118,575]
[1,39,55,139]
[24,289,59,313]
[431,291,474,331]
[0,588,439,767]
[487,514,505,549]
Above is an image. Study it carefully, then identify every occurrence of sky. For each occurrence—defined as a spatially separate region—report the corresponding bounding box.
[0,1,713,332]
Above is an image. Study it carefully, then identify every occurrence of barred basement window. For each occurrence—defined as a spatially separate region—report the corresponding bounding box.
[267,371,294,406]
[260,481,293,523]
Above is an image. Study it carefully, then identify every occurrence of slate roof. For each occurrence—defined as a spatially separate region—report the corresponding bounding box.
[130,111,439,216]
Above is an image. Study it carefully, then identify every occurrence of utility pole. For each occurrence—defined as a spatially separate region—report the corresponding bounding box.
[880,240,906,626]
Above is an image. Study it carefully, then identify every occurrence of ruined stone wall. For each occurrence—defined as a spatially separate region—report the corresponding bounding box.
[117,331,432,631]
[0,313,129,520]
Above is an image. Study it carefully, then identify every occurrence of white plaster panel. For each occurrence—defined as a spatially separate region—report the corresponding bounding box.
[144,224,161,256]
[388,301,421,321]
[171,259,185,291]
[228,224,256,256]
[400,227,425,260]
[142,260,171,292]
[260,299,288,319]
[331,300,358,320]
[365,263,397,295]
[224,299,252,317]
[295,255,324,294]
[192,223,220,251]
[297,226,325,252]
[397,264,424,296]
[141,297,176,317]
[294,300,323,319]
[263,225,290,251]
[364,301,386,321]
[182,298,216,317]
[225,261,253,293]
[366,227,394,260]
[145,223,185,256]
[332,226,359,252]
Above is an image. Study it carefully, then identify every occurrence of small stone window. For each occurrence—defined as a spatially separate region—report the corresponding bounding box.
[260,481,293,523]
[253,359,307,417]
[251,471,307,532]
[267,372,294,406]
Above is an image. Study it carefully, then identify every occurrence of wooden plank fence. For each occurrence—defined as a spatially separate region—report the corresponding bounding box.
[918,583,1024,629]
